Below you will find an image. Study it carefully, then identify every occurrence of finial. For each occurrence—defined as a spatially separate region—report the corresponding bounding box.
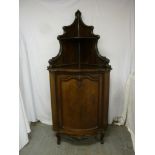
[75,10,81,18]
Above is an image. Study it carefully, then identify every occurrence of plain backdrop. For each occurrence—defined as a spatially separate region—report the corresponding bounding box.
[19,0,134,149]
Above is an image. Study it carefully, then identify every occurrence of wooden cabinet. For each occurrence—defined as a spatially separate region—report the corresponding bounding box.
[48,10,111,144]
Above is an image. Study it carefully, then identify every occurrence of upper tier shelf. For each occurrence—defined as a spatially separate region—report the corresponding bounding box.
[57,36,100,40]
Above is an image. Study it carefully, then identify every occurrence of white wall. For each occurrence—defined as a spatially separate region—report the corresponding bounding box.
[19,0,134,124]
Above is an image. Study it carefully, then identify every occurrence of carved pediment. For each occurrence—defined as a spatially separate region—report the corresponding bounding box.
[57,10,100,39]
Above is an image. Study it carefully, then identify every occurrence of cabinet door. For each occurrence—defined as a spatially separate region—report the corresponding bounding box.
[56,73,101,131]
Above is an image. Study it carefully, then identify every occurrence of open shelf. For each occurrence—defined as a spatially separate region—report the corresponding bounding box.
[57,36,100,40]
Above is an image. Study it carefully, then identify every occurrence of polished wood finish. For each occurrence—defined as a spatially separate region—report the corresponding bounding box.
[48,10,111,144]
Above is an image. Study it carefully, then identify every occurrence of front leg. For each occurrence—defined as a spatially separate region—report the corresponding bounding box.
[100,133,104,144]
[56,133,61,145]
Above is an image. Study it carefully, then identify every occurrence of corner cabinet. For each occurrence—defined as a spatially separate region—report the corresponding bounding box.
[47,10,112,144]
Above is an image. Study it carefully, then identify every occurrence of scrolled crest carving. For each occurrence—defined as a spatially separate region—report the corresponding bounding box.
[57,10,99,39]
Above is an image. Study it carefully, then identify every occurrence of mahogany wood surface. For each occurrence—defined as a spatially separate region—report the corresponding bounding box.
[48,10,111,144]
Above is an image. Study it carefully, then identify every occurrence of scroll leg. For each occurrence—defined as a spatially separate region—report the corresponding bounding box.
[100,133,104,144]
[56,133,61,145]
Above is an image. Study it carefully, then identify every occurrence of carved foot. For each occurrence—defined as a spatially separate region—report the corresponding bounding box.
[56,133,61,145]
[100,133,104,144]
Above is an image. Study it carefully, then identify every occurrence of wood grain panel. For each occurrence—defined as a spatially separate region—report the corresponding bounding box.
[58,74,100,130]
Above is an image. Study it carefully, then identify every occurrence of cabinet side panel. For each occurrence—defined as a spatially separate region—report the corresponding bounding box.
[103,71,110,129]
[49,72,58,130]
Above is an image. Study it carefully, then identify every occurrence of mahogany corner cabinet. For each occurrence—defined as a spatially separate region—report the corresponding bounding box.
[47,10,112,145]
